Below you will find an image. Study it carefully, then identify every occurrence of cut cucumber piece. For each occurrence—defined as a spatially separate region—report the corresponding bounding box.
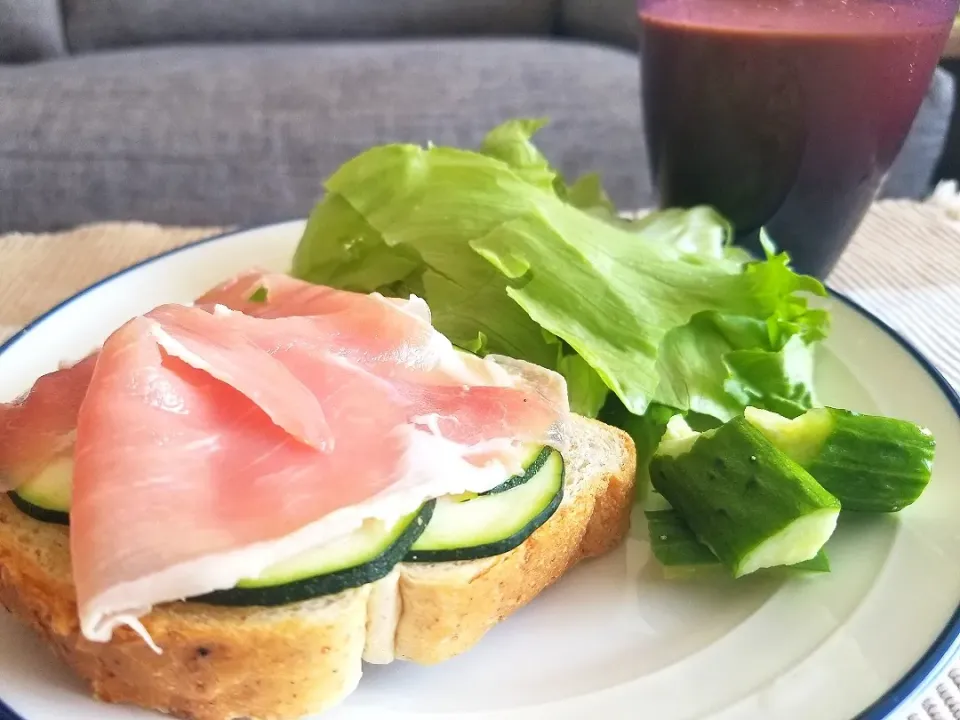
[406,448,564,562]
[646,507,830,573]
[193,502,434,607]
[656,415,704,458]
[745,406,936,512]
[646,508,718,567]
[792,549,831,572]
[8,457,73,526]
[650,416,840,578]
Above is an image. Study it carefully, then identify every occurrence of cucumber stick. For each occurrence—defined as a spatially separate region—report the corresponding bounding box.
[645,506,830,573]
[645,507,717,568]
[650,417,840,578]
[745,407,935,512]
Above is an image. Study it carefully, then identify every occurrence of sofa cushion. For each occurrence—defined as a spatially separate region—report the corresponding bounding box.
[63,0,557,53]
[0,0,66,63]
[560,0,637,49]
[0,39,650,232]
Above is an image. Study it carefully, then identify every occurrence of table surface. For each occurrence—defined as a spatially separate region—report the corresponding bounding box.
[1,199,960,719]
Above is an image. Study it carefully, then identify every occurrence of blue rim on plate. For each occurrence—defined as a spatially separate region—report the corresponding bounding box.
[0,226,957,720]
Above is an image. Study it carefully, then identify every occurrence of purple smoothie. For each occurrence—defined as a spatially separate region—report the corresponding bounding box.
[639,0,957,276]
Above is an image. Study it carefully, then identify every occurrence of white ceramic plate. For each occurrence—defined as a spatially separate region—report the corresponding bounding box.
[1,222,959,720]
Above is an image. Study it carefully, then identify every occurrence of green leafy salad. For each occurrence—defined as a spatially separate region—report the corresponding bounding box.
[291,119,936,580]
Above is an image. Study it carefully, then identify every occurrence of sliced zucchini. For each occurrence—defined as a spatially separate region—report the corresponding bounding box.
[650,416,840,578]
[745,406,936,512]
[405,448,564,562]
[7,492,70,526]
[483,445,551,494]
[4,444,547,521]
[193,502,434,607]
[7,457,73,526]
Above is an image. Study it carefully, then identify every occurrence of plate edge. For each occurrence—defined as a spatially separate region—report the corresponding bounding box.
[833,290,960,720]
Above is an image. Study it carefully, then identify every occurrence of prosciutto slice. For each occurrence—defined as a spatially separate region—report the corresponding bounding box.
[198,270,515,387]
[146,308,332,450]
[197,269,432,323]
[0,355,96,492]
[69,302,567,645]
[0,272,537,493]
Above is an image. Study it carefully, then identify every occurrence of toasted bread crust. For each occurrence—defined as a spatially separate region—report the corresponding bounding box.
[579,454,635,560]
[0,419,636,720]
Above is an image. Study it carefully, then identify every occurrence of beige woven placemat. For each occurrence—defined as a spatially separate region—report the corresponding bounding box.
[1,199,959,386]
[0,222,224,343]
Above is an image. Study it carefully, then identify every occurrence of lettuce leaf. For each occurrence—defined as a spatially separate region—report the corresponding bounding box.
[652,314,747,422]
[479,117,558,192]
[599,399,675,474]
[653,312,819,422]
[724,335,818,419]
[292,119,826,422]
[558,353,610,418]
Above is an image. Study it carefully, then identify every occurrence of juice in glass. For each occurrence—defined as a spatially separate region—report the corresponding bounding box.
[639,0,958,276]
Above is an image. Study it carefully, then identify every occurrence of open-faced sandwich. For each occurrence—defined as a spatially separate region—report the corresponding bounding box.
[0,270,636,720]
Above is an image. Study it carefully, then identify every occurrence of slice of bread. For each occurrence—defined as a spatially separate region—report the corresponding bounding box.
[0,415,635,720]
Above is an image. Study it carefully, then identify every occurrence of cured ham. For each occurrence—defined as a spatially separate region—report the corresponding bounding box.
[197,269,431,323]
[199,270,516,387]
[192,306,564,465]
[0,272,542,493]
[66,298,566,644]
[145,306,332,451]
[0,355,96,492]
[197,270,446,373]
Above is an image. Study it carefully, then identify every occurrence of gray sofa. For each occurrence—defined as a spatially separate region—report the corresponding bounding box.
[0,0,954,233]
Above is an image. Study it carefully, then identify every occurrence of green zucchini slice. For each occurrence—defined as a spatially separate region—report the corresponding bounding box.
[744,406,936,512]
[405,448,564,562]
[7,457,73,526]
[7,445,546,524]
[482,445,551,495]
[193,502,434,607]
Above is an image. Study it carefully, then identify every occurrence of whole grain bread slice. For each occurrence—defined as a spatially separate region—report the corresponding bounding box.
[0,415,635,720]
